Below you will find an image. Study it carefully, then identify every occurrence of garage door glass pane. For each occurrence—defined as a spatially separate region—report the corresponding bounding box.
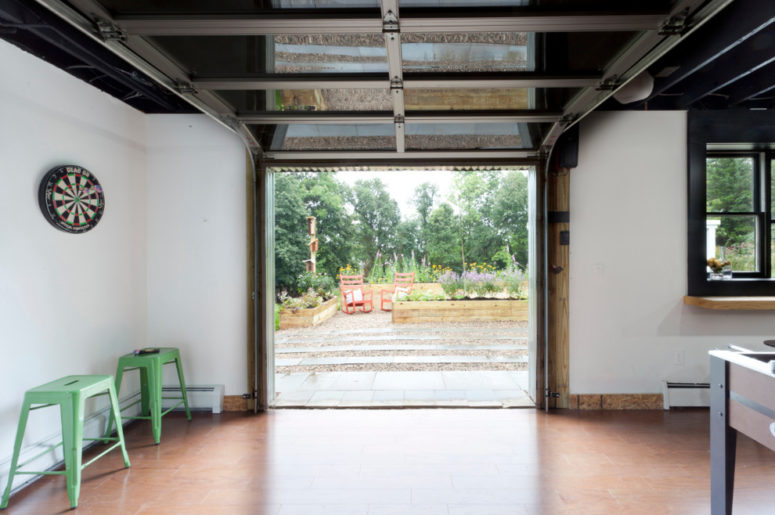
[405,122,528,149]
[272,124,395,150]
[402,33,533,72]
[405,88,531,110]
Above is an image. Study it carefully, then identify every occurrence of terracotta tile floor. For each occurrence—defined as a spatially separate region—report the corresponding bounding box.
[4,409,775,514]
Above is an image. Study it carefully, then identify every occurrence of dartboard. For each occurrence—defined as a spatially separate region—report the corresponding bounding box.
[39,165,105,233]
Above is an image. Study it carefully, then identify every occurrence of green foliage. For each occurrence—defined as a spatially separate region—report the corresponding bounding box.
[404,290,446,302]
[278,288,326,312]
[426,203,461,270]
[296,271,335,299]
[274,169,530,292]
[274,173,309,291]
[351,179,401,272]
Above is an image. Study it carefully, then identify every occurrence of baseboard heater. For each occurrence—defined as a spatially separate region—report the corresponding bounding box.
[161,384,224,414]
[662,381,710,409]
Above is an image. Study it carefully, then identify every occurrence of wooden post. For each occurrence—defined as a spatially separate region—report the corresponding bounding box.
[548,168,570,408]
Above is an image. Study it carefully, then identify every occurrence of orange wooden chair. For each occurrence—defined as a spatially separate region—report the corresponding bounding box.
[380,272,415,311]
[339,274,373,314]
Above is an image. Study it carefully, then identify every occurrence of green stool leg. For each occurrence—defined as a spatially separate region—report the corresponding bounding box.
[174,356,192,421]
[139,367,150,417]
[104,365,125,440]
[59,399,80,508]
[150,360,163,445]
[107,383,130,468]
[1,399,31,509]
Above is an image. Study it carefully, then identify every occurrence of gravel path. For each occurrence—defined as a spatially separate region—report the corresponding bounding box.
[276,310,528,373]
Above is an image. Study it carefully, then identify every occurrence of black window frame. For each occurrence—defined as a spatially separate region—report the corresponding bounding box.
[688,110,775,296]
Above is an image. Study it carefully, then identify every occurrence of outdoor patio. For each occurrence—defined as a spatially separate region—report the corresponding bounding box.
[274,310,532,408]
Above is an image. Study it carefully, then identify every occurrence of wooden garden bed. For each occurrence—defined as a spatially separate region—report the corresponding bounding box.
[278,297,338,330]
[392,299,528,324]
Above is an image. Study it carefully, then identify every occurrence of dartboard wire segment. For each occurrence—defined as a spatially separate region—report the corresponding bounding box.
[39,165,105,234]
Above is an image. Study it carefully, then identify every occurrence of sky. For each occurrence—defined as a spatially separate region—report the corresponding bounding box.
[336,168,530,219]
[336,169,457,218]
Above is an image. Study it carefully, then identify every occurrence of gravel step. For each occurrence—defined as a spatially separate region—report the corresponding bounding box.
[276,362,528,373]
[276,355,529,366]
[275,344,527,354]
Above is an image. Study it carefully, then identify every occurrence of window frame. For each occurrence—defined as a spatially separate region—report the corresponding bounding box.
[687,110,775,296]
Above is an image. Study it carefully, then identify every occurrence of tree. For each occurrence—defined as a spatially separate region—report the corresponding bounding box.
[412,182,438,259]
[426,203,461,270]
[489,170,529,267]
[297,172,354,279]
[350,179,400,273]
[273,173,309,291]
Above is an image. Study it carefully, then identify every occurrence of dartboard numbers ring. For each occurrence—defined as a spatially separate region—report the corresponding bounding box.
[39,165,105,234]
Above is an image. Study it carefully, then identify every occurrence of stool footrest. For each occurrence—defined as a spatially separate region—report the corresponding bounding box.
[16,442,64,470]
[123,415,152,420]
[82,443,123,469]
[161,402,184,416]
[14,470,66,476]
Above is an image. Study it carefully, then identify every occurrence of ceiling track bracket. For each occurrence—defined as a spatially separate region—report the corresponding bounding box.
[394,114,405,125]
[95,18,126,41]
[595,77,622,91]
[174,80,197,95]
[390,77,403,90]
[659,9,690,36]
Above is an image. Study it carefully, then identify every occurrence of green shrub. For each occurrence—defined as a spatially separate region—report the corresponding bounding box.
[296,271,335,299]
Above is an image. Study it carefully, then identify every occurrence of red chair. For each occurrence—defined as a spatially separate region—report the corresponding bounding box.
[381,272,415,311]
[340,274,373,314]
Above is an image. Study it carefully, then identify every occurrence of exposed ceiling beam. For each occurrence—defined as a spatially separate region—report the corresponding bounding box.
[540,0,734,153]
[239,112,560,124]
[193,73,600,91]
[677,30,775,108]
[728,61,775,105]
[647,0,775,101]
[114,11,668,36]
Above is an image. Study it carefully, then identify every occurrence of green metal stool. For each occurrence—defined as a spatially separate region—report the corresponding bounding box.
[106,347,191,445]
[1,375,130,509]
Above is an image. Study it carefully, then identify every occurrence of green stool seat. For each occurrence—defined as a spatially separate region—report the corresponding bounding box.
[1,375,130,509]
[106,347,191,445]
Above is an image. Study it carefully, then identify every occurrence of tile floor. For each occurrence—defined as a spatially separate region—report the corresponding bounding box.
[4,409,775,514]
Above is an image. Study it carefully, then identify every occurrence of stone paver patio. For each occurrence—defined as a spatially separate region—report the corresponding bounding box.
[273,309,533,408]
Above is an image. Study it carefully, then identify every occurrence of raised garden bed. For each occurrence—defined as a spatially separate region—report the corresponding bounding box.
[392,299,528,324]
[278,297,338,330]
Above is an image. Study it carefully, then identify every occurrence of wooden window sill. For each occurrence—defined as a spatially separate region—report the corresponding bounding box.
[683,296,775,310]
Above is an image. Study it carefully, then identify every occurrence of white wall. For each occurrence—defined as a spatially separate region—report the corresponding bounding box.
[145,115,248,395]
[0,40,147,489]
[570,111,775,394]
[0,40,249,495]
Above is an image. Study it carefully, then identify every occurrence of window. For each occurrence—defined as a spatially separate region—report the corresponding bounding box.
[687,111,775,296]
[705,154,764,276]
